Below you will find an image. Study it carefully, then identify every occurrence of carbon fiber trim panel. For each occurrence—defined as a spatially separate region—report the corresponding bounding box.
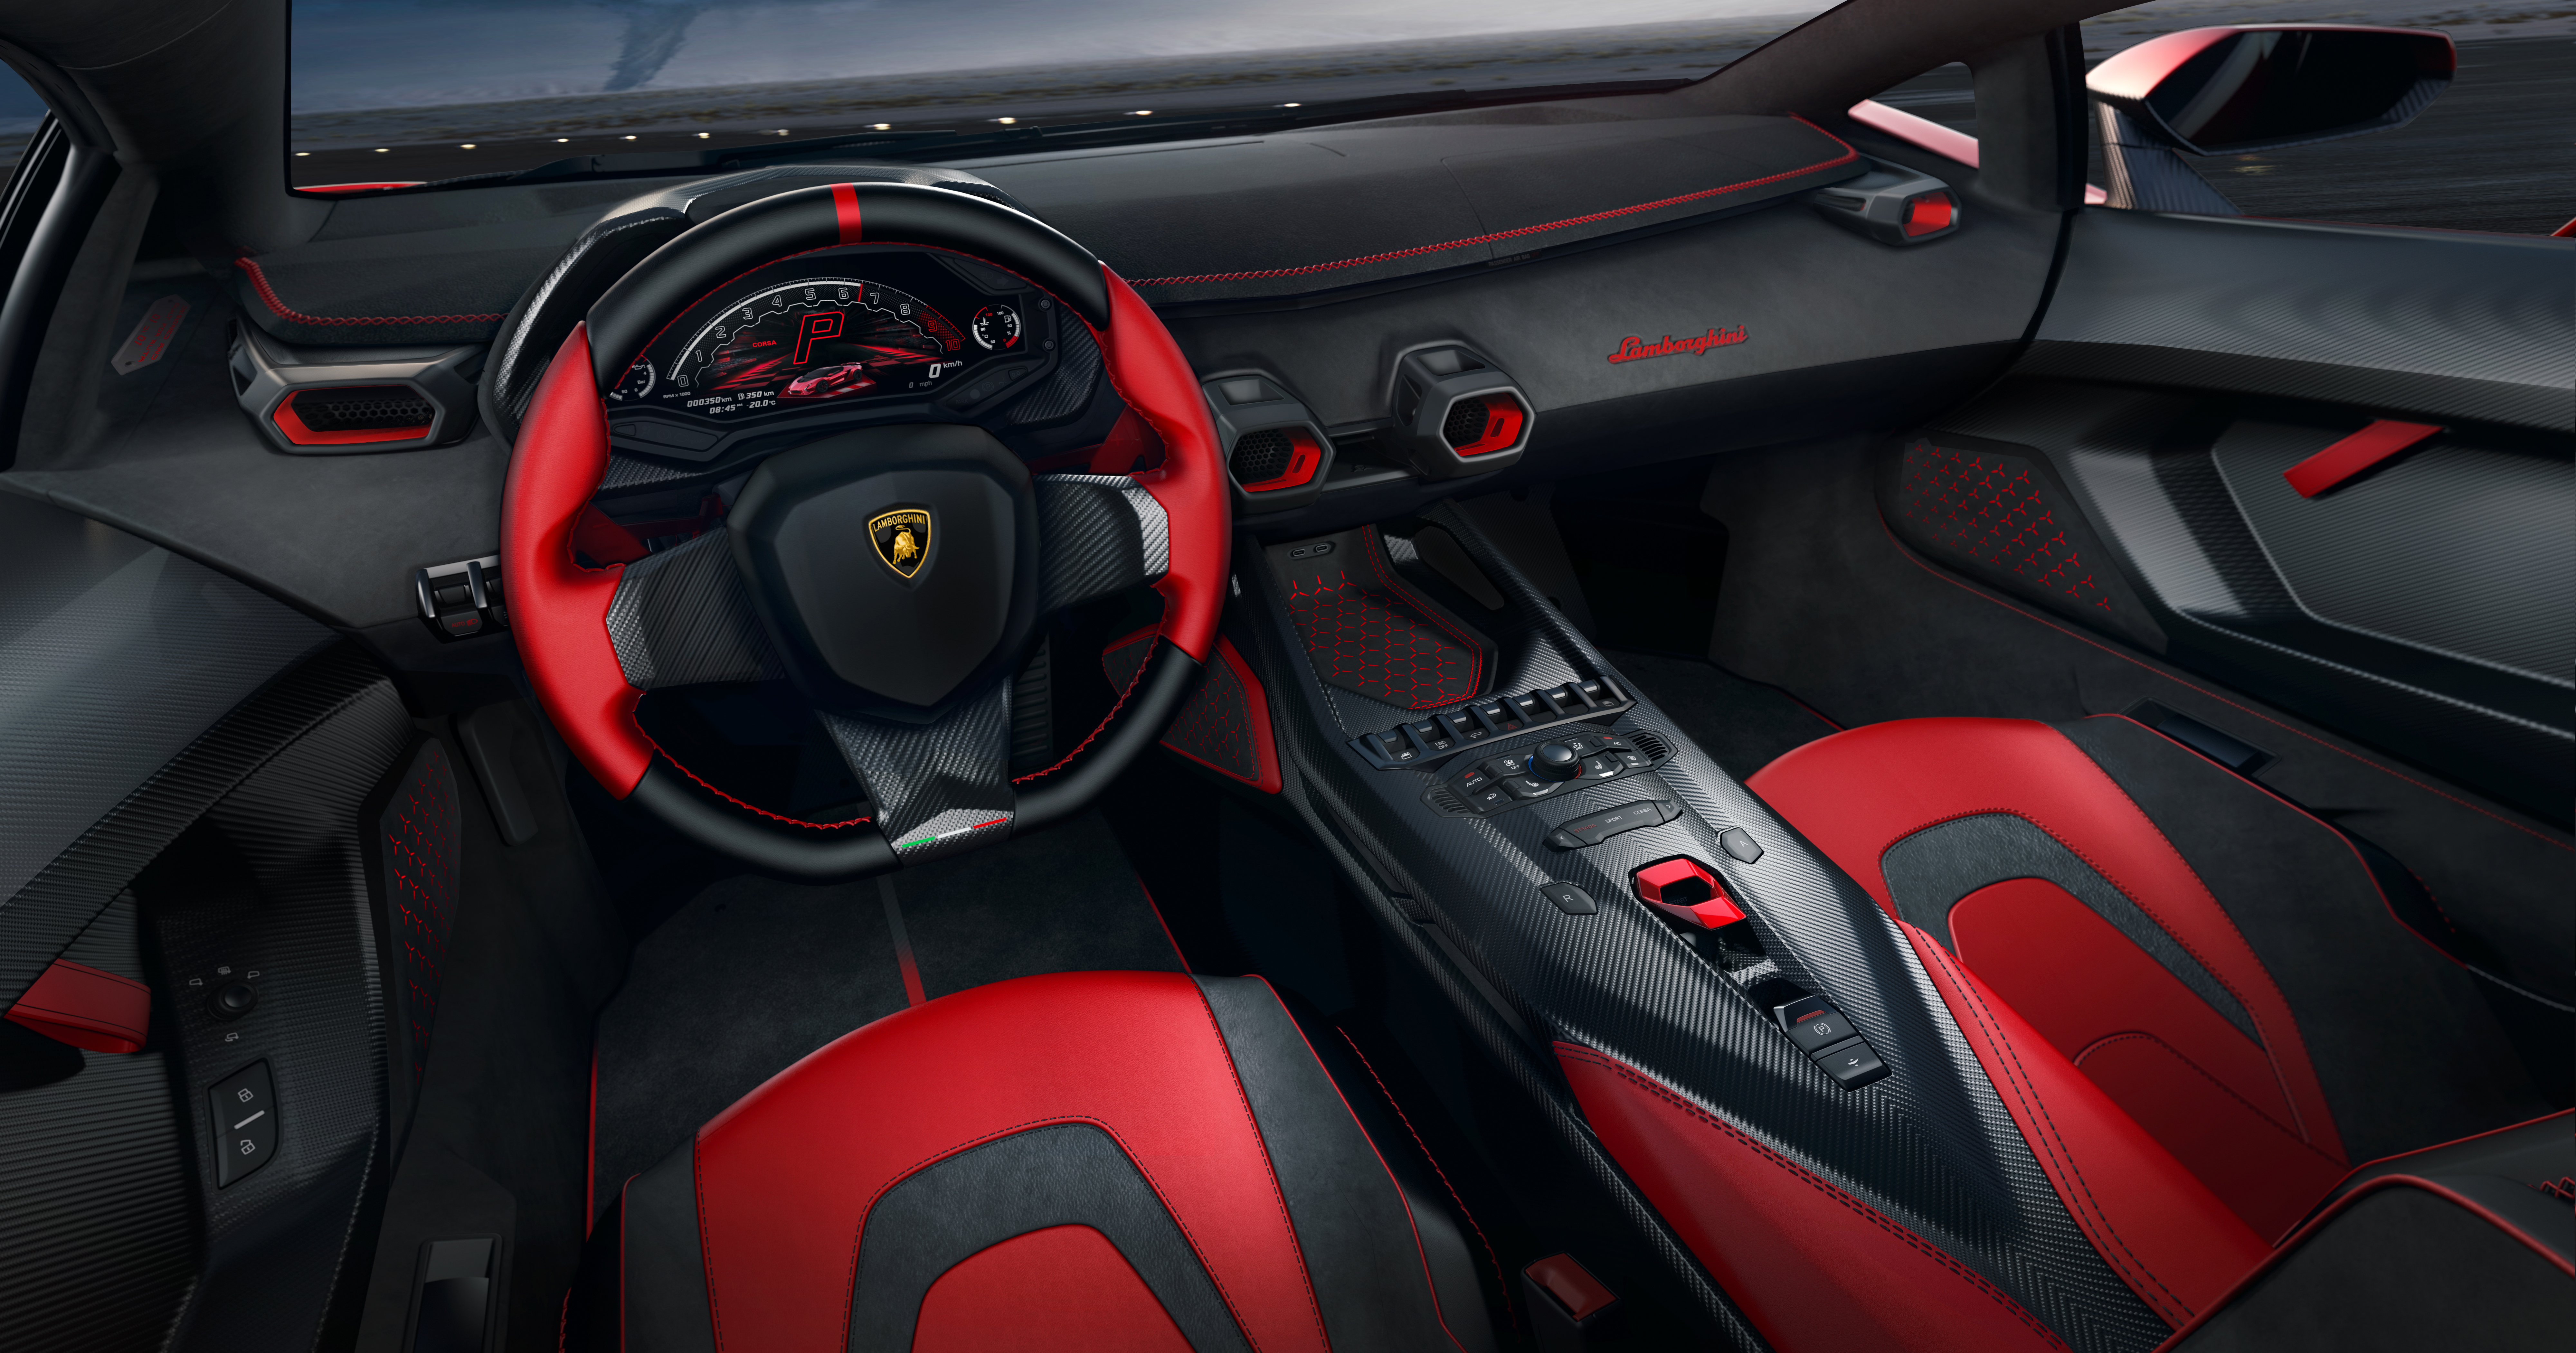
[1035,474,1168,613]
[821,679,1013,860]
[599,454,705,492]
[1930,381,2572,820]
[1001,311,1101,424]
[0,1051,197,1351]
[0,493,333,916]
[152,673,414,1351]
[0,645,388,1013]
[2210,424,2571,688]
[2025,212,2573,432]
[603,530,780,689]
[1249,501,2172,1351]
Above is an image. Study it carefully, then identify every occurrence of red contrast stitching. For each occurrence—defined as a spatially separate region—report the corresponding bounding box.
[2071,1032,2340,1155]
[1013,638,1155,784]
[1558,1044,2070,1351]
[831,1113,1265,1349]
[1131,118,1860,286]
[646,739,873,830]
[1909,932,2194,1326]
[1873,512,2571,852]
[233,257,506,326]
[1187,983,1332,1350]
[1336,1030,1512,1301]
[1359,524,1486,702]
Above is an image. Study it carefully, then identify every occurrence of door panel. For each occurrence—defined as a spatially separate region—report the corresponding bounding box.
[1910,209,2572,823]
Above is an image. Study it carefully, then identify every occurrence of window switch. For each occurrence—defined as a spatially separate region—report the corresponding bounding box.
[1811,1036,1889,1089]
[1774,996,1861,1054]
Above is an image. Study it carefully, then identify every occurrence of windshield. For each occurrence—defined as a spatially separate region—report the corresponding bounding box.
[288,0,1830,189]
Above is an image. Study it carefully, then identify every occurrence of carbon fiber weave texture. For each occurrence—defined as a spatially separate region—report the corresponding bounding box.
[603,529,781,689]
[822,679,1014,860]
[1255,501,2172,1351]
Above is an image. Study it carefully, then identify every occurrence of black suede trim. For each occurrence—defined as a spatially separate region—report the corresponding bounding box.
[623,1141,717,1353]
[845,1123,1247,1353]
[1883,811,2260,1043]
[1194,975,1457,1352]
[2056,717,2548,1160]
[2174,1186,2571,1351]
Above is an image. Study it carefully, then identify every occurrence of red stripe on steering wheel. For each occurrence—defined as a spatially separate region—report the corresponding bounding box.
[832,183,864,244]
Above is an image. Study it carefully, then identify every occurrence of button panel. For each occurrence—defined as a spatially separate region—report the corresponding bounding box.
[1353,678,1634,770]
[209,1059,281,1186]
[1544,799,1682,850]
[1773,996,1890,1090]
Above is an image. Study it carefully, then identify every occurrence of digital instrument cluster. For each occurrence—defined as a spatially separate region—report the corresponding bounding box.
[605,249,1053,447]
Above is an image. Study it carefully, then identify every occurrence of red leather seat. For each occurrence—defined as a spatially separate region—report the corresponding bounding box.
[566,971,1491,1352]
[1747,714,2552,1244]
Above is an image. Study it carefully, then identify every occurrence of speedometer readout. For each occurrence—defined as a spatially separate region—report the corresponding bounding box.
[610,278,970,418]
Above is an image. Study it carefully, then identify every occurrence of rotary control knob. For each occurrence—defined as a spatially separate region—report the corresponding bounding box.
[1531,742,1584,782]
[209,981,258,1021]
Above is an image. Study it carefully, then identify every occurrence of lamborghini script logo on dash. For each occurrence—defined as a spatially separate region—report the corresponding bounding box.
[1606,325,1749,364]
[869,509,931,579]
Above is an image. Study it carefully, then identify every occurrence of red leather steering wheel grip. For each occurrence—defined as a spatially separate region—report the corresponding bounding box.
[500,182,1228,874]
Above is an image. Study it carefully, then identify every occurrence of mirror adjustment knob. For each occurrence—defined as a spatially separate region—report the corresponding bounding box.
[209,981,258,1021]
[1532,742,1582,782]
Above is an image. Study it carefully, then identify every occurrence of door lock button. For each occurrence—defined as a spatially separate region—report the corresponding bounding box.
[209,1060,281,1186]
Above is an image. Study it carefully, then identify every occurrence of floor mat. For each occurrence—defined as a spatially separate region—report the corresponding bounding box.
[1605,649,1843,779]
[589,810,1181,1203]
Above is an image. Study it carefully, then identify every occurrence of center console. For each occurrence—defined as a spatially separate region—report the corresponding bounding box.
[1224,502,2178,1347]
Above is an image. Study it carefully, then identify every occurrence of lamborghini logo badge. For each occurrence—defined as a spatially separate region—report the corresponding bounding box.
[869,509,931,579]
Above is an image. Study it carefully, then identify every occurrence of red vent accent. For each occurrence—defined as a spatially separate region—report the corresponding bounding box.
[1898,439,2115,614]
[1444,393,1527,457]
[1233,428,1323,492]
[272,387,433,446]
[1903,193,1957,237]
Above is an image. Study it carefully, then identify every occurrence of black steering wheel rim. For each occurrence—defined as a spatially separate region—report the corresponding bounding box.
[500,182,1230,879]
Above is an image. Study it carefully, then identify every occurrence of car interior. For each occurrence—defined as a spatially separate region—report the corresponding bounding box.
[0,0,2566,1350]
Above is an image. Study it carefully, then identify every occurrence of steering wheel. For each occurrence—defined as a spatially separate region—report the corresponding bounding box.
[501,183,1228,879]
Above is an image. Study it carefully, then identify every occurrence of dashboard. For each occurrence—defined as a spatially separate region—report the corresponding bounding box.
[601,246,1073,464]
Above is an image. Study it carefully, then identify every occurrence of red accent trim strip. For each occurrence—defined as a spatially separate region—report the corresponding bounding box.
[831,182,864,244]
[2148,1172,2573,1353]
[3,959,151,1054]
[1869,511,2570,850]
[2280,418,2443,498]
[269,390,432,446]
[2554,216,2576,239]
[234,257,507,326]
[1336,1030,1511,1303]
[1131,119,1858,286]
[1524,1254,1615,1321]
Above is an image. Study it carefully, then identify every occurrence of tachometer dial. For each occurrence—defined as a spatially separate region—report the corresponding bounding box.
[665,279,966,417]
[970,304,1021,351]
[609,360,655,403]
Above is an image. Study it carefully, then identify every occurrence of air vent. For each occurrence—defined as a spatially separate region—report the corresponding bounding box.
[1632,729,1675,762]
[1233,428,1295,484]
[1424,784,1473,816]
[1388,346,1534,476]
[1442,392,1528,456]
[292,386,435,432]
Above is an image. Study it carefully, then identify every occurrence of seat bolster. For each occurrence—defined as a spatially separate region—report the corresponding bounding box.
[1904,923,2266,1326]
[622,1139,718,1353]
